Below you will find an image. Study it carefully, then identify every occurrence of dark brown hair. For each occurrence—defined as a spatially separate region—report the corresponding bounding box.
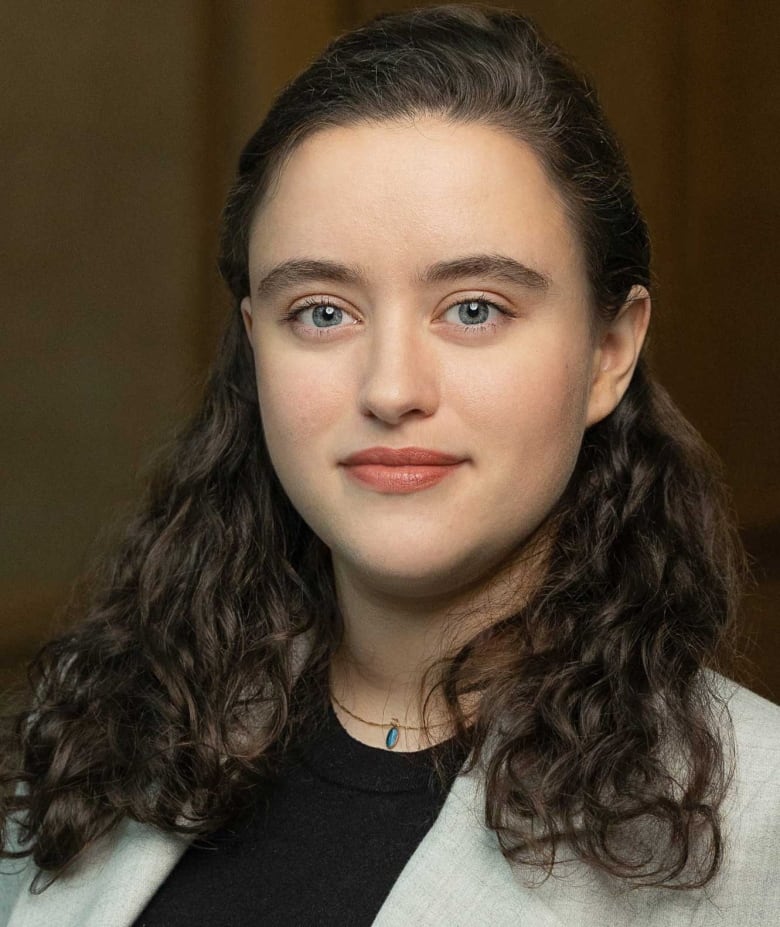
[2,4,743,892]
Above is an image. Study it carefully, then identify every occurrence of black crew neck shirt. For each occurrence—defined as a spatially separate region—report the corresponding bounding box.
[133,702,468,927]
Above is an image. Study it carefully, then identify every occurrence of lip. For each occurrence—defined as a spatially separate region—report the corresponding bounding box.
[340,447,465,494]
[341,446,464,466]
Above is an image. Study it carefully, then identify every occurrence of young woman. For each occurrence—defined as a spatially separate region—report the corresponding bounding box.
[2,6,778,926]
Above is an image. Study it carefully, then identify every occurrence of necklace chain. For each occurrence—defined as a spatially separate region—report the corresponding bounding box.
[330,691,446,731]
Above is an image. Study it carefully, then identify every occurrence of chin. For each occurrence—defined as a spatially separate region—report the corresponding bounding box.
[341,546,505,601]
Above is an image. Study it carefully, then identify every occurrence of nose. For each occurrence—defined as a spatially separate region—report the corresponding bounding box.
[357,316,439,425]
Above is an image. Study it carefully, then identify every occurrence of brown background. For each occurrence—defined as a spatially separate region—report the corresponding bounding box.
[1,1,778,698]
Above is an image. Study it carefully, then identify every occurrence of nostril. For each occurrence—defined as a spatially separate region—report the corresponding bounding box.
[357,359,438,423]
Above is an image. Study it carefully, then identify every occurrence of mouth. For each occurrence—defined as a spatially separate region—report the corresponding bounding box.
[340,447,466,494]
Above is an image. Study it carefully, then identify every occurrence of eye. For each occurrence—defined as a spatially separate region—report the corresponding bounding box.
[441,298,510,332]
[283,298,358,335]
[301,303,344,328]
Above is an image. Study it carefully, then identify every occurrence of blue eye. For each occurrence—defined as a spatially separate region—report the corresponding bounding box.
[443,298,506,329]
[303,303,344,327]
[456,300,491,324]
[285,302,345,330]
[281,298,358,337]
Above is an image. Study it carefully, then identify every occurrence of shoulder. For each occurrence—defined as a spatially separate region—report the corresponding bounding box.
[0,860,29,927]
[706,669,780,730]
[705,670,780,796]
[510,674,780,927]
[0,812,34,927]
[695,673,780,925]
[497,674,780,927]
[705,672,780,862]
[0,817,191,927]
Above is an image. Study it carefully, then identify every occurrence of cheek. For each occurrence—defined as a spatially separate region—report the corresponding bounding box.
[455,343,592,456]
[255,352,346,457]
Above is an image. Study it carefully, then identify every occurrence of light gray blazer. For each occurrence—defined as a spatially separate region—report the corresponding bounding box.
[2,675,778,926]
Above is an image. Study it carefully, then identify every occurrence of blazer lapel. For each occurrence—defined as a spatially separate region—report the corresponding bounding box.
[372,767,567,927]
[6,819,192,927]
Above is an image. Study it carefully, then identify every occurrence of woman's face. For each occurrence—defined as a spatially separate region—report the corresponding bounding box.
[242,117,612,600]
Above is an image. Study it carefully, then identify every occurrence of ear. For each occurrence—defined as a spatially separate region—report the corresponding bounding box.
[240,296,255,347]
[586,285,651,427]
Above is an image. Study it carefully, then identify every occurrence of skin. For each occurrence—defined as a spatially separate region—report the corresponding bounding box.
[242,117,650,749]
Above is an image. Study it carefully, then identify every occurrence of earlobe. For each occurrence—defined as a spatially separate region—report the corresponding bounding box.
[586,285,651,427]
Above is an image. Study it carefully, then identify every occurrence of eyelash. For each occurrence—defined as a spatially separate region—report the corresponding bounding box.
[443,298,512,334]
[280,298,353,336]
[281,295,512,337]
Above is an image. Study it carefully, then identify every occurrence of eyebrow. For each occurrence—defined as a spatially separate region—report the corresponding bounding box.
[254,253,551,300]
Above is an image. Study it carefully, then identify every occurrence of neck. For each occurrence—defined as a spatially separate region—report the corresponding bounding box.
[328,596,454,750]
[328,546,543,749]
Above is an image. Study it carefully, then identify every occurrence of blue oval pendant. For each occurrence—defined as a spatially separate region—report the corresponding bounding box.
[385,723,400,750]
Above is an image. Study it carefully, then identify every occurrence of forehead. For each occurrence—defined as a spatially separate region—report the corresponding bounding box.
[249,117,585,289]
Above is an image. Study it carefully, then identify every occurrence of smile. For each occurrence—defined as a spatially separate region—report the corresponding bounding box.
[339,446,466,494]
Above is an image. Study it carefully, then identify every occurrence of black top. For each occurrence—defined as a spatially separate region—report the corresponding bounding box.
[133,702,467,927]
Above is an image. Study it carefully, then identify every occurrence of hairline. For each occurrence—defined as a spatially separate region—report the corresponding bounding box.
[243,109,601,326]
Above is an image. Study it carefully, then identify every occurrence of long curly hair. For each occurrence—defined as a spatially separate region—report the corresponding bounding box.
[1,4,744,892]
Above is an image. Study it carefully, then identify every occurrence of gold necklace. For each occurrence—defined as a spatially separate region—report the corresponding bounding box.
[330,691,447,750]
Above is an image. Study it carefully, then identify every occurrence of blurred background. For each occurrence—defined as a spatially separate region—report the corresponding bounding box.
[1,1,778,698]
